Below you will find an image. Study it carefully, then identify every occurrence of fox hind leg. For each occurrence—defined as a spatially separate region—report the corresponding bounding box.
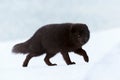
[23,54,33,67]
[22,53,42,67]
[44,53,57,66]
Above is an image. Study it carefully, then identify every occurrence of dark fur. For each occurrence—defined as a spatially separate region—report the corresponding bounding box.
[12,23,90,67]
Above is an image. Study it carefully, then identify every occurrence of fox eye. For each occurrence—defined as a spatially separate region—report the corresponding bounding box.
[80,30,84,34]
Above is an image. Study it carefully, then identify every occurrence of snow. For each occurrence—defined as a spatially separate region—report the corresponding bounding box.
[85,47,120,80]
[0,27,120,80]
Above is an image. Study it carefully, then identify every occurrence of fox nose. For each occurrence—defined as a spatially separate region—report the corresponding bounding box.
[83,37,89,44]
[85,37,89,42]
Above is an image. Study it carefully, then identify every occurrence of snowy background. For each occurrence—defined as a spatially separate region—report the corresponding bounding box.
[0,0,120,80]
[0,0,120,41]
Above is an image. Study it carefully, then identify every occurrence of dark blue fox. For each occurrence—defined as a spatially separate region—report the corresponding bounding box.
[12,23,90,67]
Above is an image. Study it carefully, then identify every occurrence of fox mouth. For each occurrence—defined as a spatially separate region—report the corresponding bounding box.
[77,34,89,45]
[78,37,87,45]
[77,38,83,44]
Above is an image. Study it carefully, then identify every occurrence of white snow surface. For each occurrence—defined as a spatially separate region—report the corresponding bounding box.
[0,27,120,80]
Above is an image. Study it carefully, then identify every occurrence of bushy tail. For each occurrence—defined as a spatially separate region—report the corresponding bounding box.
[12,42,30,54]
